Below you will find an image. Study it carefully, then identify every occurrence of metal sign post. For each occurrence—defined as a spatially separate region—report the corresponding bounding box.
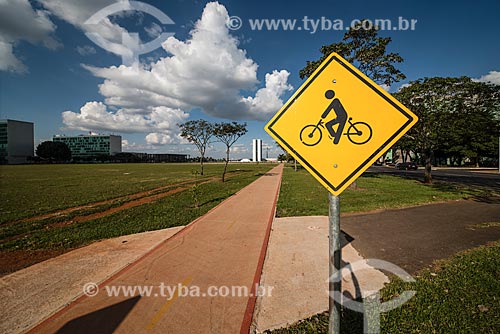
[328,193,341,334]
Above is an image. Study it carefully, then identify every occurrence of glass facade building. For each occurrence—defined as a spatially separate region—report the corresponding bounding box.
[52,135,122,158]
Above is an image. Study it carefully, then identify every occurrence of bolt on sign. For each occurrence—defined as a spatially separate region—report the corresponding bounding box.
[265,52,418,195]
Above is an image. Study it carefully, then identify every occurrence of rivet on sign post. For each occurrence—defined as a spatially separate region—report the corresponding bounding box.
[328,193,341,334]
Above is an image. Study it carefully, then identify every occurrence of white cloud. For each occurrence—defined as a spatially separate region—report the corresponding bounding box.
[62,2,292,147]
[230,143,248,154]
[122,139,154,151]
[39,0,132,57]
[241,70,293,117]
[62,101,147,133]
[0,41,27,73]
[145,132,178,145]
[474,71,500,85]
[379,83,390,92]
[71,2,292,121]
[145,22,163,38]
[76,45,97,56]
[397,83,412,92]
[0,0,60,73]
[39,0,116,26]
[62,101,188,135]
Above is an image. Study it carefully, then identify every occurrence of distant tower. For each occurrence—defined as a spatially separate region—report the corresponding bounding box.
[252,139,262,162]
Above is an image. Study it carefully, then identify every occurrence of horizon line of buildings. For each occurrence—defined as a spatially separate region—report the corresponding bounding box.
[0,119,191,164]
[1,119,267,165]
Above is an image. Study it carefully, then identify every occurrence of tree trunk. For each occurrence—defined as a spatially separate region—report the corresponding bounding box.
[222,148,229,182]
[200,155,204,176]
[424,151,433,184]
[294,159,297,172]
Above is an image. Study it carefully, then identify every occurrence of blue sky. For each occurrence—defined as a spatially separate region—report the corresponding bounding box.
[1,0,499,159]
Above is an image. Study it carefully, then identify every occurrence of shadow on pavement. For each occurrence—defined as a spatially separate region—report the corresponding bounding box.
[55,296,141,334]
[339,232,365,333]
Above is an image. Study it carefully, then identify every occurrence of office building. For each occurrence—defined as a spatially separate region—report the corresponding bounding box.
[0,119,34,164]
[252,139,262,162]
[53,134,121,158]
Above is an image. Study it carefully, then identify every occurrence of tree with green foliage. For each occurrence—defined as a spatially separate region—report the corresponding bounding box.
[213,122,247,182]
[36,141,71,162]
[394,77,500,183]
[178,120,214,175]
[299,19,406,86]
[392,134,415,164]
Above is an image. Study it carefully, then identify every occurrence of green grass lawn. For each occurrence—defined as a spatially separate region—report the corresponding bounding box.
[0,163,264,223]
[277,165,485,217]
[0,163,273,251]
[266,241,500,334]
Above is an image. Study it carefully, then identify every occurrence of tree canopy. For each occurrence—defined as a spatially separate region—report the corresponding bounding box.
[178,120,214,175]
[36,141,72,162]
[299,19,405,87]
[394,76,500,182]
[213,122,247,182]
[179,120,248,180]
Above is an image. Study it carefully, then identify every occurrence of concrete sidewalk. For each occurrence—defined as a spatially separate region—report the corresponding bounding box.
[25,164,283,334]
[252,217,388,333]
[0,227,184,334]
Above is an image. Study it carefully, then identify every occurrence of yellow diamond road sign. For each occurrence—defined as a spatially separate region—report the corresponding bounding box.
[265,52,418,196]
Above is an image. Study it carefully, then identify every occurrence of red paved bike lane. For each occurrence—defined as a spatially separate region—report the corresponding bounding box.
[27,164,283,334]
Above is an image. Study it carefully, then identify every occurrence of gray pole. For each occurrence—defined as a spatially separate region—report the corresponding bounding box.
[328,193,341,334]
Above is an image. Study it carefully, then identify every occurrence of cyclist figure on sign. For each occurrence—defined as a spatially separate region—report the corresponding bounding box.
[321,89,347,144]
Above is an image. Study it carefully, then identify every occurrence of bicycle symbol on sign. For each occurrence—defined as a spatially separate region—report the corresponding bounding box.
[299,89,372,146]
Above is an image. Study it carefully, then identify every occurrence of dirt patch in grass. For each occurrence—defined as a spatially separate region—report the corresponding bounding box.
[6,178,201,226]
[0,249,70,277]
[49,182,212,228]
[0,182,206,274]
[2,178,219,245]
